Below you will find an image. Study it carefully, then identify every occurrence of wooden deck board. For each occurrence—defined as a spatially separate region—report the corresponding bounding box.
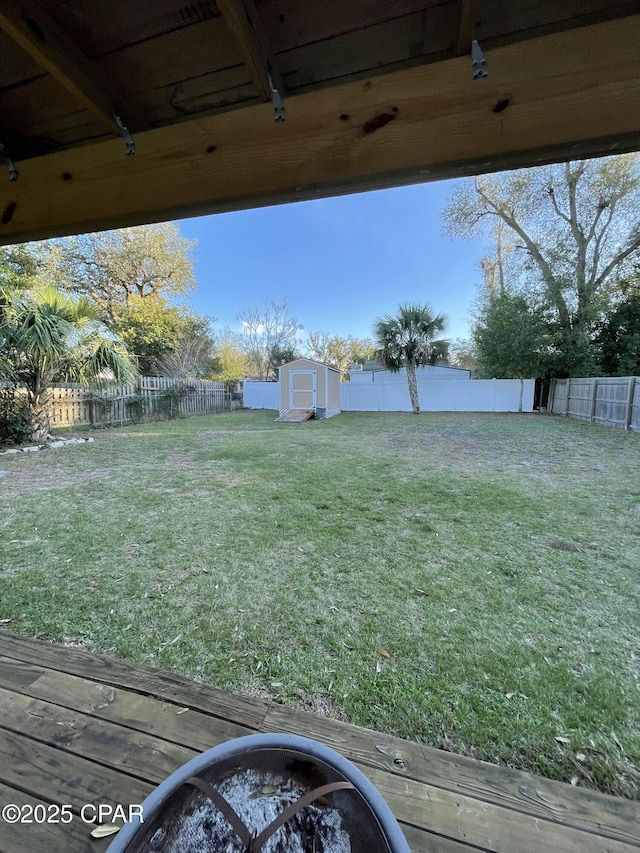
[0,781,97,853]
[0,633,637,852]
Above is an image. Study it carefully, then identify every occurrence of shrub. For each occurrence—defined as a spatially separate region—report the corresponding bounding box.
[124,394,149,424]
[155,385,186,420]
[0,388,32,447]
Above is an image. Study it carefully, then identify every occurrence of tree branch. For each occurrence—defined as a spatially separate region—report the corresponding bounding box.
[594,229,640,290]
[474,182,570,325]
[588,201,615,289]
[547,184,572,229]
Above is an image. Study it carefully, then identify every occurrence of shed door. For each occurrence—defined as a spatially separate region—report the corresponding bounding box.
[289,370,316,409]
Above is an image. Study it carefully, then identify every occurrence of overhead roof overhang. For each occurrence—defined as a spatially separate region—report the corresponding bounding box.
[1,1,639,245]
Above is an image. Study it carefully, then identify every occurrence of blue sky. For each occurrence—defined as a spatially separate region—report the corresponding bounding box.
[179,180,490,345]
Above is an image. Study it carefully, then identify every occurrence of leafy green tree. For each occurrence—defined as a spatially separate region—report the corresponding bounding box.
[34,223,197,324]
[473,294,550,378]
[444,155,640,374]
[212,332,248,384]
[373,303,448,414]
[111,295,215,376]
[0,286,138,441]
[111,295,186,373]
[269,344,300,376]
[0,246,38,293]
[31,223,206,376]
[595,293,640,376]
[349,337,376,366]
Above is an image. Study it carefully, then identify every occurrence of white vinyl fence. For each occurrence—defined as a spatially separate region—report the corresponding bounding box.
[340,378,534,413]
[244,378,534,413]
[243,381,280,410]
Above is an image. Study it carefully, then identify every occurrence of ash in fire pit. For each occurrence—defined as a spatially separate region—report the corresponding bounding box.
[145,768,351,853]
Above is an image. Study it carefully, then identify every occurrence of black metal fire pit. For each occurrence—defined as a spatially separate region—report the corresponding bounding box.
[106,733,410,853]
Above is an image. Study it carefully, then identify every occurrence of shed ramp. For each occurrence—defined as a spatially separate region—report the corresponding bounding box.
[275,409,315,422]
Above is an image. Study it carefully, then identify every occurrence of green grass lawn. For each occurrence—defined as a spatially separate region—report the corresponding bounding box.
[1,410,638,797]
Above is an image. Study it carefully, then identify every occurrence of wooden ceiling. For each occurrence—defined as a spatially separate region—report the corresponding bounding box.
[1,0,640,244]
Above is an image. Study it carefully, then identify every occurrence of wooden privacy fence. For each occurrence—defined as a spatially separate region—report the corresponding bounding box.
[548,376,640,432]
[48,377,231,429]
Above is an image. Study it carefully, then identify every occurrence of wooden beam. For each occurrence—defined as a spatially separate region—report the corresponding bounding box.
[216,0,286,102]
[1,15,640,245]
[455,0,476,55]
[0,0,141,137]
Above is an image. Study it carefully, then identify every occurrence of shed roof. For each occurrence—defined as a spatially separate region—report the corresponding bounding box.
[279,357,342,373]
[1,2,639,244]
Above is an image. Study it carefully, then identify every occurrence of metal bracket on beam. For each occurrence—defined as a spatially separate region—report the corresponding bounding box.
[471,40,487,79]
[0,143,18,181]
[268,73,285,123]
[114,113,135,155]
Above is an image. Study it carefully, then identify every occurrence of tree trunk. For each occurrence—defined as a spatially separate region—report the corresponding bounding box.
[406,362,420,414]
[29,388,51,442]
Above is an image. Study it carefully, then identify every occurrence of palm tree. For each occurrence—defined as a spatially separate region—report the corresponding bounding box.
[373,303,449,414]
[0,286,139,441]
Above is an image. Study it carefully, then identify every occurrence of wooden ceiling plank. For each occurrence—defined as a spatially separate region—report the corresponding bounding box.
[1,15,639,245]
[0,123,43,160]
[474,0,640,44]
[216,0,286,102]
[131,80,261,128]
[92,18,243,98]
[45,0,220,59]
[0,27,44,88]
[259,0,440,52]
[1,76,95,133]
[0,0,142,135]
[455,0,476,54]
[277,7,457,93]
[0,67,258,154]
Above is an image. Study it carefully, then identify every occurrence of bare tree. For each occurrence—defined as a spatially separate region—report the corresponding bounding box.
[306,332,352,373]
[155,333,217,380]
[236,299,302,380]
[444,155,640,352]
[306,332,376,376]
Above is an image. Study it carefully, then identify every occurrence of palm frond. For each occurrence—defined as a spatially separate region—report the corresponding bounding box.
[73,333,139,387]
[373,303,448,369]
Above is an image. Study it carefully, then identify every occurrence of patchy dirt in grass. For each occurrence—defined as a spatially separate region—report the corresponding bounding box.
[384,428,527,470]
[549,539,583,553]
[0,562,27,579]
[165,452,251,485]
[382,425,627,490]
[296,692,347,720]
[0,466,114,497]
[240,683,271,702]
[0,445,250,498]
[61,635,92,650]
[167,451,199,468]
